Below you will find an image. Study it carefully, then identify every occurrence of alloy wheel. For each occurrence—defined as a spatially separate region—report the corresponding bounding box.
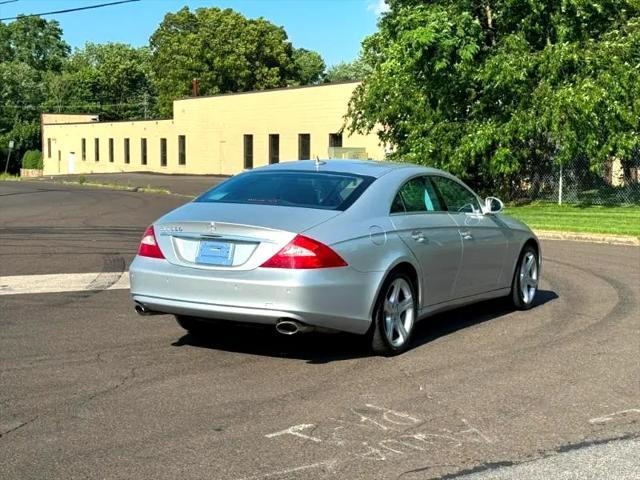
[382,278,415,348]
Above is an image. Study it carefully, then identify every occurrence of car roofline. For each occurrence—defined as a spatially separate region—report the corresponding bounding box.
[244,159,447,179]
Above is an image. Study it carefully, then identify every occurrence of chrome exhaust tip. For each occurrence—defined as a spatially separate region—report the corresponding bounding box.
[275,319,313,335]
[134,302,161,316]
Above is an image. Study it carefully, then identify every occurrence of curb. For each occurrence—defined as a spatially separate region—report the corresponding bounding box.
[534,230,640,247]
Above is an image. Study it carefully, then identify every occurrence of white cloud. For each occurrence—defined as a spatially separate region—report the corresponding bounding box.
[368,0,390,16]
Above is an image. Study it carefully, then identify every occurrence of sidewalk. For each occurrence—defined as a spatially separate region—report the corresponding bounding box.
[29,172,228,197]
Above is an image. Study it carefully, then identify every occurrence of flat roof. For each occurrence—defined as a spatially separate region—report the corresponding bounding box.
[42,118,173,126]
[174,80,361,103]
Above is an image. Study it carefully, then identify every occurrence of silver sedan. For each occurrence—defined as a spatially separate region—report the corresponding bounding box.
[130,160,540,355]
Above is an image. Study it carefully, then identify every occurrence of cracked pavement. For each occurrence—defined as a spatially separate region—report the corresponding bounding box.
[0,180,639,479]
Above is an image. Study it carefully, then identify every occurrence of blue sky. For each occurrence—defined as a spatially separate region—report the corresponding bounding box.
[0,0,387,66]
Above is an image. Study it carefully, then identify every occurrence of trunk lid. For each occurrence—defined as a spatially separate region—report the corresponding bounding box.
[154,202,340,271]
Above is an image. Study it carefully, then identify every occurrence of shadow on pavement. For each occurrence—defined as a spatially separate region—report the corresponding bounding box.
[171,289,559,364]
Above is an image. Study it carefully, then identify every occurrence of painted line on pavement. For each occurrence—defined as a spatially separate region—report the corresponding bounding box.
[0,272,130,296]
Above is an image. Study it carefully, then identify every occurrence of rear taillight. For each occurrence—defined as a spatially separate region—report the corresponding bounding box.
[261,235,347,269]
[138,225,165,259]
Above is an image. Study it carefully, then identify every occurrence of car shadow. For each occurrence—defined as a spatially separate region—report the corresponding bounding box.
[171,289,558,364]
[409,289,558,352]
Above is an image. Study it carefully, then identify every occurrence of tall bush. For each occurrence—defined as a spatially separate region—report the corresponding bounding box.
[22,149,43,169]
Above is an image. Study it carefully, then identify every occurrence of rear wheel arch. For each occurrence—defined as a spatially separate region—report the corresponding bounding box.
[369,263,420,355]
[389,262,419,300]
[369,260,421,319]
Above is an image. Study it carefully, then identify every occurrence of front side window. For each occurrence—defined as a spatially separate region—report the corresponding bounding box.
[196,171,375,211]
[430,176,480,213]
[390,176,445,214]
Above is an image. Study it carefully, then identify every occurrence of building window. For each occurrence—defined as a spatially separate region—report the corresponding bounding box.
[47,138,51,158]
[94,138,99,162]
[81,138,86,161]
[298,133,311,160]
[269,134,279,164]
[329,133,343,148]
[108,138,114,163]
[124,138,130,164]
[141,138,147,165]
[160,138,167,167]
[178,135,186,165]
[243,134,253,169]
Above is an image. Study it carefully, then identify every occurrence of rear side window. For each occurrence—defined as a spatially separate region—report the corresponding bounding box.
[391,176,445,214]
[196,171,375,211]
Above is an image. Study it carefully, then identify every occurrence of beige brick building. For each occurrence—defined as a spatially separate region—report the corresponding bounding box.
[42,81,384,176]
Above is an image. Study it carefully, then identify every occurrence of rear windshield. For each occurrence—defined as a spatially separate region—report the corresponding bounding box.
[195,170,375,210]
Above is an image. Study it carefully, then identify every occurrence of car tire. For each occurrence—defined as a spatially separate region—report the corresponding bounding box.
[175,315,211,335]
[510,245,539,310]
[370,272,417,356]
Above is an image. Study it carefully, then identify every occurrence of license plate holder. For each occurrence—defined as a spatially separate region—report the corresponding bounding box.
[196,240,234,266]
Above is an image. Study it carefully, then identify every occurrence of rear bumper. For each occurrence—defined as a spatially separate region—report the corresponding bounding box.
[129,256,384,334]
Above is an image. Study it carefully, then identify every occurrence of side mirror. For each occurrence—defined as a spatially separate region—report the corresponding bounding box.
[484,196,504,214]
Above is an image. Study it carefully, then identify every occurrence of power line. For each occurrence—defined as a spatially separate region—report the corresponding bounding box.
[0,101,148,110]
[0,1,19,6]
[0,0,140,21]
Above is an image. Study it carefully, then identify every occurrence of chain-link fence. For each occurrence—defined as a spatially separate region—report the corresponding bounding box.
[506,156,640,205]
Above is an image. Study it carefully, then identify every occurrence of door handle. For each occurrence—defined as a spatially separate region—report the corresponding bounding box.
[459,230,474,240]
[411,230,426,243]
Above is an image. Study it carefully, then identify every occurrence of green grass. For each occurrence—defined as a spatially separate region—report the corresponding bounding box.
[60,179,170,195]
[0,173,21,181]
[505,202,640,237]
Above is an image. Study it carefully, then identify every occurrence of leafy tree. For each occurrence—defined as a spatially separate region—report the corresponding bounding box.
[325,57,371,82]
[0,22,10,61]
[45,43,156,120]
[348,0,640,196]
[0,61,45,164]
[150,6,324,115]
[0,16,69,167]
[0,16,69,71]
[291,48,326,85]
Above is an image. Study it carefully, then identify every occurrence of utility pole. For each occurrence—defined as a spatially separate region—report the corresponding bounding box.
[4,140,14,174]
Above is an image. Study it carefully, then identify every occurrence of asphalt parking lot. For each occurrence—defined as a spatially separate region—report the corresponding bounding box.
[1,180,639,480]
